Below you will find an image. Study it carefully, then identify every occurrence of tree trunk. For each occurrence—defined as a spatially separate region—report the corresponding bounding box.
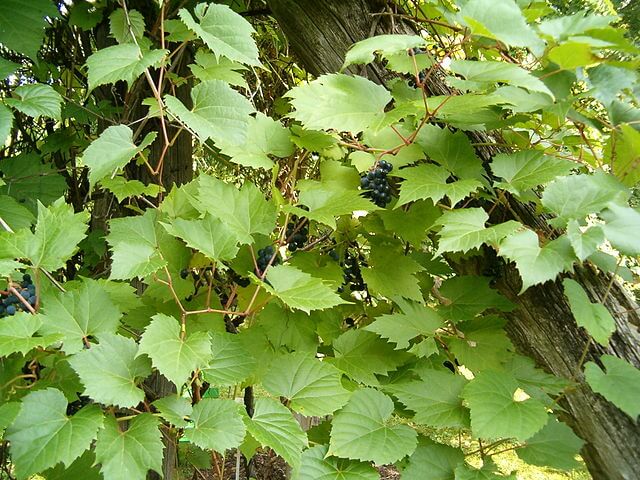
[266,1,640,478]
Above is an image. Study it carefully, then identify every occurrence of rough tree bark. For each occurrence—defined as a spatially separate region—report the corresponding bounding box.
[266,1,640,479]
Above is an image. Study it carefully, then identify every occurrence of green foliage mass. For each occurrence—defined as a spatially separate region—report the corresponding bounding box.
[0,1,639,479]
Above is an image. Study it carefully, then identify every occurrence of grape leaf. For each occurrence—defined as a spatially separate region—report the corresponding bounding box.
[245,397,307,469]
[386,370,469,428]
[138,313,212,387]
[436,208,521,255]
[99,176,163,202]
[365,300,443,349]
[294,444,378,480]
[498,230,576,292]
[287,74,391,134]
[189,50,248,87]
[584,355,640,419]
[329,388,417,464]
[202,332,257,387]
[152,394,192,428]
[86,44,167,91]
[39,278,122,354]
[360,246,424,301]
[179,4,261,66]
[95,414,163,480]
[262,353,351,416]
[541,172,628,226]
[0,104,13,147]
[395,164,481,208]
[343,34,425,68]
[5,83,62,120]
[566,221,604,261]
[450,61,553,97]
[601,203,640,256]
[437,276,514,322]
[189,398,246,453]
[462,370,548,441]
[517,418,584,471]
[107,209,166,280]
[164,80,254,145]
[447,316,514,372]
[265,265,346,313]
[196,175,276,244]
[109,8,145,44]
[42,450,102,480]
[68,333,152,408]
[490,150,574,196]
[403,437,465,480]
[563,279,615,346]
[0,0,58,59]
[0,313,62,356]
[6,388,103,479]
[162,214,240,262]
[82,125,156,186]
[328,329,411,386]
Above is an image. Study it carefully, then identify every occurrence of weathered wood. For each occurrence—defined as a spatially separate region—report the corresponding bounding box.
[266,1,640,478]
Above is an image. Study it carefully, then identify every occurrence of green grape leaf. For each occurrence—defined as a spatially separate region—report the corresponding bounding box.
[539,12,616,40]
[498,230,576,293]
[365,300,444,349]
[447,316,514,372]
[0,104,13,147]
[377,200,441,247]
[566,221,604,261]
[287,74,391,134]
[458,0,544,52]
[152,394,192,428]
[0,402,20,431]
[138,313,212,387]
[563,279,615,346]
[164,80,254,145]
[299,183,380,229]
[0,0,58,59]
[462,370,548,441]
[189,398,246,453]
[107,209,166,280]
[162,214,240,262]
[0,199,89,271]
[395,164,481,208]
[196,175,276,244]
[360,246,424,301]
[86,44,167,91]
[265,265,346,313]
[219,112,293,169]
[0,313,62,356]
[606,124,640,187]
[257,303,320,353]
[0,57,20,79]
[202,332,257,387]
[5,83,62,120]
[6,388,103,479]
[403,437,465,480]
[189,50,248,87]
[436,208,521,255]
[490,150,574,196]
[584,355,640,419]
[343,34,425,68]
[68,333,152,408]
[99,176,163,202]
[541,172,628,226]
[415,125,485,181]
[329,388,417,464]
[82,125,156,186]
[294,444,378,480]
[39,278,122,354]
[548,42,596,70]
[245,397,307,469]
[450,61,553,97]
[386,370,469,428]
[179,4,260,66]
[437,276,514,322]
[109,8,145,44]
[455,461,510,480]
[601,203,640,256]
[95,414,164,480]
[517,418,584,471]
[262,353,351,416]
[328,329,411,386]
[0,195,35,231]
[42,450,102,480]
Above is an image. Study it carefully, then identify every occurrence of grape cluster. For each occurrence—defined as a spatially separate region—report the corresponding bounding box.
[256,245,280,275]
[360,160,394,207]
[286,217,309,252]
[340,252,366,292]
[0,274,37,316]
